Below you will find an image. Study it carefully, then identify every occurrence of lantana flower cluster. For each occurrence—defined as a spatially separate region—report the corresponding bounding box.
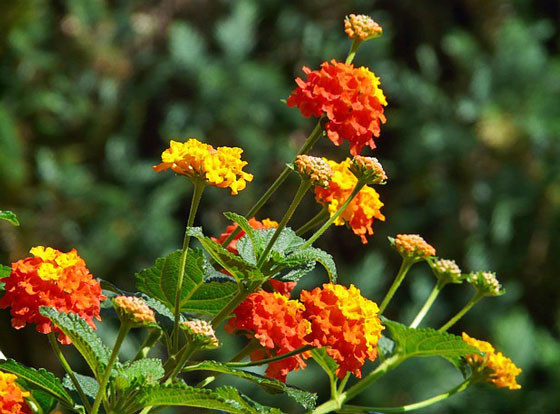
[227,283,384,381]
[0,246,105,344]
[315,158,385,243]
[287,60,387,156]
[0,372,31,414]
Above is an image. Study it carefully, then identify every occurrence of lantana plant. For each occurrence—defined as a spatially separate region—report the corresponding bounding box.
[0,14,520,414]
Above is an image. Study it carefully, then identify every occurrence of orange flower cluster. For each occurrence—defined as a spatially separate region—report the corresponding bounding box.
[153,139,253,194]
[0,372,31,414]
[0,247,105,344]
[225,291,311,382]
[214,218,297,296]
[462,333,522,390]
[301,283,384,379]
[315,158,385,243]
[287,60,387,156]
[113,296,155,326]
[344,14,382,41]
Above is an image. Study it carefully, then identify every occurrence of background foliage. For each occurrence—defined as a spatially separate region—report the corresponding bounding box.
[1,0,558,413]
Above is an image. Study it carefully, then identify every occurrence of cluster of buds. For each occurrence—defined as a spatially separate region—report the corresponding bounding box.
[429,258,463,284]
[113,296,156,327]
[390,234,436,262]
[467,271,504,297]
[344,14,383,41]
[182,319,219,349]
[294,155,333,188]
[350,156,387,185]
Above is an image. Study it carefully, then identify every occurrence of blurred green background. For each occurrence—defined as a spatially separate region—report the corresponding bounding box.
[1,0,559,413]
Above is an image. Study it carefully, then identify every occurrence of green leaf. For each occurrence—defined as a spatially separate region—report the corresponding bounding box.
[0,210,19,226]
[62,372,99,401]
[30,390,59,414]
[134,381,282,413]
[136,248,238,315]
[39,308,111,378]
[384,320,480,361]
[120,358,165,385]
[224,212,259,248]
[237,235,258,265]
[0,359,73,406]
[183,361,317,410]
[275,261,316,282]
[279,247,337,282]
[186,227,257,280]
[311,348,338,384]
[0,264,10,291]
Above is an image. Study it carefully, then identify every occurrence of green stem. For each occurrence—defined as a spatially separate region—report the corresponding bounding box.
[133,328,161,360]
[439,292,484,332]
[343,354,404,403]
[301,181,366,249]
[227,345,313,368]
[345,39,363,64]
[409,280,447,328]
[379,259,414,314]
[48,333,93,413]
[172,180,206,351]
[90,323,130,414]
[139,407,152,414]
[257,180,312,268]
[339,378,472,413]
[220,120,324,248]
[296,208,329,236]
[166,342,198,382]
[337,373,350,394]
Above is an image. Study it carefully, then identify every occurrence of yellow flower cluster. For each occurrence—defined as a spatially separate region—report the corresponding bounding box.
[30,246,80,281]
[462,332,522,390]
[153,139,253,194]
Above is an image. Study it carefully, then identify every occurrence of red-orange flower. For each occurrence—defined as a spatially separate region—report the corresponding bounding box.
[287,60,387,155]
[315,159,385,243]
[0,372,31,414]
[300,283,384,379]
[0,246,105,344]
[225,291,311,382]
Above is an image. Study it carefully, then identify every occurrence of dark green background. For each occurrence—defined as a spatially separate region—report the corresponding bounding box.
[1,0,558,413]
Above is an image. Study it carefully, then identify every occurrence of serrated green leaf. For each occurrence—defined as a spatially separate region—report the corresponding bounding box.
[0,264,10,278]
[120,358,164,385]
[0,359,73,406]
[136,248,238,315]
[224,212,259,250]
[275,261,316,282]
[30,390,59,414]
[184,361,317,410]
[279,247,337,282]
[186,227,257,280]
[62,372,98,401]
[134,381,282,413]
[40,308,111,379]
[237,235,258,265]
[311,348,338,383]
[384,320,480,361]
[0,210,19,226]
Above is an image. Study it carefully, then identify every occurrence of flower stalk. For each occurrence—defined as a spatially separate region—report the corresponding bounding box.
[172,179,206,351]
[439,292,484,332]
[296,208,329,236]
[379,258,414,314]
[409,279,447,328]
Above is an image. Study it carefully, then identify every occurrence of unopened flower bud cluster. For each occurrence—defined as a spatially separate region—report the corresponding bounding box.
[114,296,156,325]
[350,156,387,185]
[183,319,219,348]
[468,271,503,296]
[344,14,383,41]
[294,155,333,188]
[393,234,436,260]
[431,258,462,283]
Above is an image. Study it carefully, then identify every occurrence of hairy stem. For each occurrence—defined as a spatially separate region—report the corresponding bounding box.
[257,180,312,268]
[409,280,447,328]
[90,323,130,414]
[48,333,92,413]
[439,292,484,332]
[345,39,363,64]
[301,181,366,249]
[379,259,414,314]
[172,180,206,352]
[296,208,329,236]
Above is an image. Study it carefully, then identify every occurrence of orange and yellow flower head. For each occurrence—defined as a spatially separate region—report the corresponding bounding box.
[0,247,105,344]
[225,290,311,382]
[287,60,387,156]
[344,14,383,41]
[462,332,522,390]
[153,139,254,195]
[315,158,385,243]
[393,234,436,260]
[0,372,31,414]
[300,283,384,379]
